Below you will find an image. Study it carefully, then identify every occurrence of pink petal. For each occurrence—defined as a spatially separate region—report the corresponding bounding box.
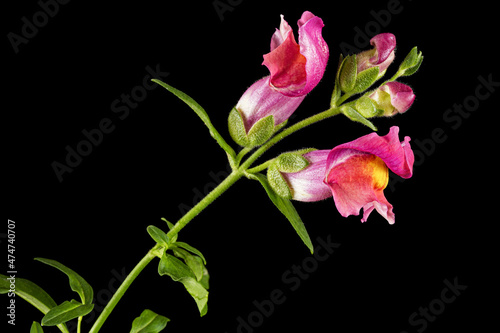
[263,12,329,97]
[284,150,331,202]
[369,33,396,65]
[383,82,415,113]
[325,152,393,223]
[235,76,305,132]
[296,13,329,96]
[326,126,414,179]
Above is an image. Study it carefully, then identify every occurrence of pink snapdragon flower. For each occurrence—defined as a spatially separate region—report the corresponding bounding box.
[369,81,415,116]
[324,126,414,224]
[278,127,414,224]
[262,11,329,97]
[357,33,396,75]
[233,11,329,140]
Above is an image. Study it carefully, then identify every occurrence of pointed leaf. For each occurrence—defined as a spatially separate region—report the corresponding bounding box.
[341,106,378,131]
[147,225,171,248]
[228,107,250,147]
[158,253,195,282]
[161,218,178,243]
[181,277,209,317]
[172,248,205,282]
[331,54,344,107]
[401,52,423,76]
[355,96,379,118]
[158,254,209,317]
[0,274,56,314]
[41,300,94,326]
[253,173,314,253]
[130,309,170,333]
[352,66,380,94]
[276,152,309,173]
[247,114,275,147]
[339,54,357,93]
[0,275,70,333]
[34,258,93,305]
[267,165,293,199]
[153,79,236,158]
[173,242,207,265]
[399,46,419,71]
[30,322,44,333]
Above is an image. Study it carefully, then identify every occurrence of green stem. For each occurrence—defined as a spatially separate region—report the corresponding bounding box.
[88,105,341,332]
[77,316,82,333]
[88,246,160,333]
[167,169,244,239]
[241,107,341,169]
[246,159,274,174]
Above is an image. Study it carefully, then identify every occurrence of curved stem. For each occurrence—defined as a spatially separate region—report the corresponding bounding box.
[241,107,341,169]
[88,246,161,333]
[166,170,244,239]
[88,105,341,332]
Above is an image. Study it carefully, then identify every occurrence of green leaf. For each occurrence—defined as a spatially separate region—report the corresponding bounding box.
[130,309,170,333]
[147,225,171,248]
[352,66,380,94]
[355,96,379,118]
[253,173,314,254]
[34,258,93,305]
[153,79,236,158]
[181,277,209,317]
[41,300,94,326]
[228,107,250,147]
[161,218,178,243]
[267,165,293,199]
[401,51,423,76]
[0,274,56,314]
[339,54,357,93]
[331,54,344,107]
[173,242,207,265]
[0,275,69,333]
[399,46,419,71]
[30,322,44,333]
[172,248,205,282]
[158,253,196,282]
[158,253,209,316]
[341,105,378,131]
[247,114,275,147]
[275,152,309,173]
[198,265,210,290]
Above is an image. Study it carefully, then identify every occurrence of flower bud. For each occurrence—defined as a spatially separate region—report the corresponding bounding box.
[356,33,396,76]
[338,33,396,94]
[229,77,305,147]
[229,11,329,147]
[368,81,415,116]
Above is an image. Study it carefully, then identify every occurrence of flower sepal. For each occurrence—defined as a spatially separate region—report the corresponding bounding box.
[398,46,424,77]
[339,54,381,95]
[267,149,316,199]
[228,108,287,147]
[340,105,377,131]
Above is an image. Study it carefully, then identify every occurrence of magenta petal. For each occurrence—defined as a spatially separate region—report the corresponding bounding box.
[370,33,396,65]
[270,15,293,51]
[235,76,305,132]
[326,126,414,179]
[263,12,329,97]
[295,13,329,96]
[384,82,415,113]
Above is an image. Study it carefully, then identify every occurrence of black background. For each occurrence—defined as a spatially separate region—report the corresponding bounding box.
[4,0,498,332]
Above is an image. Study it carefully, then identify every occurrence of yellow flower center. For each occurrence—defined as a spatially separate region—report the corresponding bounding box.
[370,155,389,191]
